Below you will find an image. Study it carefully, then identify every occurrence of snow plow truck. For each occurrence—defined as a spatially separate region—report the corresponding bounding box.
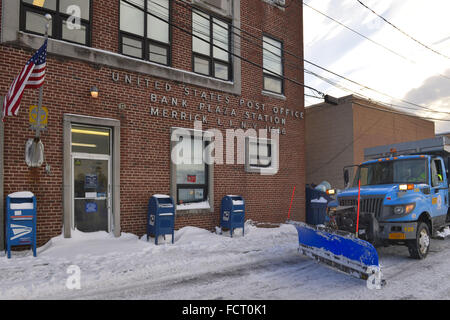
[293,137,450,281]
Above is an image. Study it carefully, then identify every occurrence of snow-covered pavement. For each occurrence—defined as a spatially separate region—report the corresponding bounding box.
[1,222,450,300]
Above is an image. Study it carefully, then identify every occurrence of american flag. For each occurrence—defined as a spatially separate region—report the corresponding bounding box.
[2,40,48,121]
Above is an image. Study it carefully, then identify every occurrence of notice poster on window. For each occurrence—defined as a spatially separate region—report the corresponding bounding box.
[187,175,197,183]
[85,174,98,189]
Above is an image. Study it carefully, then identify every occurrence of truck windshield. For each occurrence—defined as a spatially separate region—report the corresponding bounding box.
[354,159,427,187]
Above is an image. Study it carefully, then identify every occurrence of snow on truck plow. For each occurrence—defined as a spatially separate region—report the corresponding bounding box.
[290,221,383,285]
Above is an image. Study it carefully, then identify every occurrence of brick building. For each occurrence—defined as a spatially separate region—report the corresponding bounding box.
[306,95,435,189]
[0,0,306,248]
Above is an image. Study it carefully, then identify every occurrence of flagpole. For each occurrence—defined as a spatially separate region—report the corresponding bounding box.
[35,14,51,139]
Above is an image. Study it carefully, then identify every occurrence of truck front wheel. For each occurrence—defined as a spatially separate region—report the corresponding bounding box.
[407,222,430,259]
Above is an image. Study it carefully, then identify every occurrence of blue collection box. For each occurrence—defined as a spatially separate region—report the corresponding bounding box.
[220,195,245,237]
[5,192,37,258]
[147,195,175,245]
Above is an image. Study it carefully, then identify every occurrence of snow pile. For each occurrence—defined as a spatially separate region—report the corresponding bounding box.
[8,191,34,198]
[2,221,450,300]
[0,221,299,300]
[310,197,328,203]
[437,227,450,239]
[176,201,210,211]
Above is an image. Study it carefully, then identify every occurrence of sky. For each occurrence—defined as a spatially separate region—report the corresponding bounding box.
[303,0,450,134]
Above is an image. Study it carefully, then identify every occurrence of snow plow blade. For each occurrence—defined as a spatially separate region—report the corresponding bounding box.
[291,222,381,281]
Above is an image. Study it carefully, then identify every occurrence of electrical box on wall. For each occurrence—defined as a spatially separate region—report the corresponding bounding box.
[25,138,44,168]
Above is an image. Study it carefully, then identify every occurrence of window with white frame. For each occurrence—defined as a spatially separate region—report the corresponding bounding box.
[245,136,279,174]
[119,0,170,65]
[172,130,210,205]
[248,138,272,168]
[263,35,284,94]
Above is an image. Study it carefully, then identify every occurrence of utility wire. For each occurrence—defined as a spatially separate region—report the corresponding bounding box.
[303,2,410,62]
[128,0,450,120]
[172,0,450,116]
[304,60,450,115]
[303,2,450,82]
[148,0,305,85]
[121,0,324,97]
[356,0,450,61]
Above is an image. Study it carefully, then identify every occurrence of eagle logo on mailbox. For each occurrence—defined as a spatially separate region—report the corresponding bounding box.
[10,224,32,240]
[149,215,155,226]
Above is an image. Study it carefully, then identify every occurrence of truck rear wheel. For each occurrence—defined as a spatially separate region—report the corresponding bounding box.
[407,222,430,259]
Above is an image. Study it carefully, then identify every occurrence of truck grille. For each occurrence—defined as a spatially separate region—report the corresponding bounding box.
[338,196,384,218]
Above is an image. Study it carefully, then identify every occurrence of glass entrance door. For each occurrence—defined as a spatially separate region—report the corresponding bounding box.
[71,124,112,233]
[73,157,110,232]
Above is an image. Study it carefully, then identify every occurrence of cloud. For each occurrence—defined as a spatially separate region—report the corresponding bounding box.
[304,0,450,131]
[403,70,450,106]
[403,70,450,133]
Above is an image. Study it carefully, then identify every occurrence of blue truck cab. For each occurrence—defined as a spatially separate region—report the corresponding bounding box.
[327,137,450,259]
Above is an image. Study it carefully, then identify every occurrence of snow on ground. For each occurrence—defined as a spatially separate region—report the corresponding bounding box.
[1,221,450,300]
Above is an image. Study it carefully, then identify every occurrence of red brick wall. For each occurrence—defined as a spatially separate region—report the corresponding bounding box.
[0,0,305,246]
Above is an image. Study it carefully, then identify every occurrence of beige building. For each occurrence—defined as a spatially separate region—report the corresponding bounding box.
[306,95,435,189]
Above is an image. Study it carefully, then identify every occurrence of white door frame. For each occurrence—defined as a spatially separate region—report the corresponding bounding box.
[63,114,121,238]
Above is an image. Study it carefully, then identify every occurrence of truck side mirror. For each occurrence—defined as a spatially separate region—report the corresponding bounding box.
[344,169,349,186]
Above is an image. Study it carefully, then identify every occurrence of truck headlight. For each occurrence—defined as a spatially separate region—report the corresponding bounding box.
[399,184,414,191]
[393,204,415,215]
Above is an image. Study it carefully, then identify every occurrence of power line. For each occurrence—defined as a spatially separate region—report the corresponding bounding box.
[303,2,450,82]
[121,0,324,97]
[356,0,450,61]
[172,0,441,116]
[304,59,450,115]
[352,101,450,122]
[129,0,450,119]
[173,0,450,116]
[303,2,410,62]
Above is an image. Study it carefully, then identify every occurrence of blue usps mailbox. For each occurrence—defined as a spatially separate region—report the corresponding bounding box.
[220,195,245,237]
[147,195,175,245]
[5,192,37,258]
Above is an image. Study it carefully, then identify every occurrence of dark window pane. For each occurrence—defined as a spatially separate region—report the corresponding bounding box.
[60,0,90,20]
[264,76,282,94]
[122,36,143,58]
[178,188,205,203]
[194,56,210,75]
[149,43,168,65]
[23,0,57,10]
[62,20,87,44]
[214,62,229,80]
[25,10,53,36]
